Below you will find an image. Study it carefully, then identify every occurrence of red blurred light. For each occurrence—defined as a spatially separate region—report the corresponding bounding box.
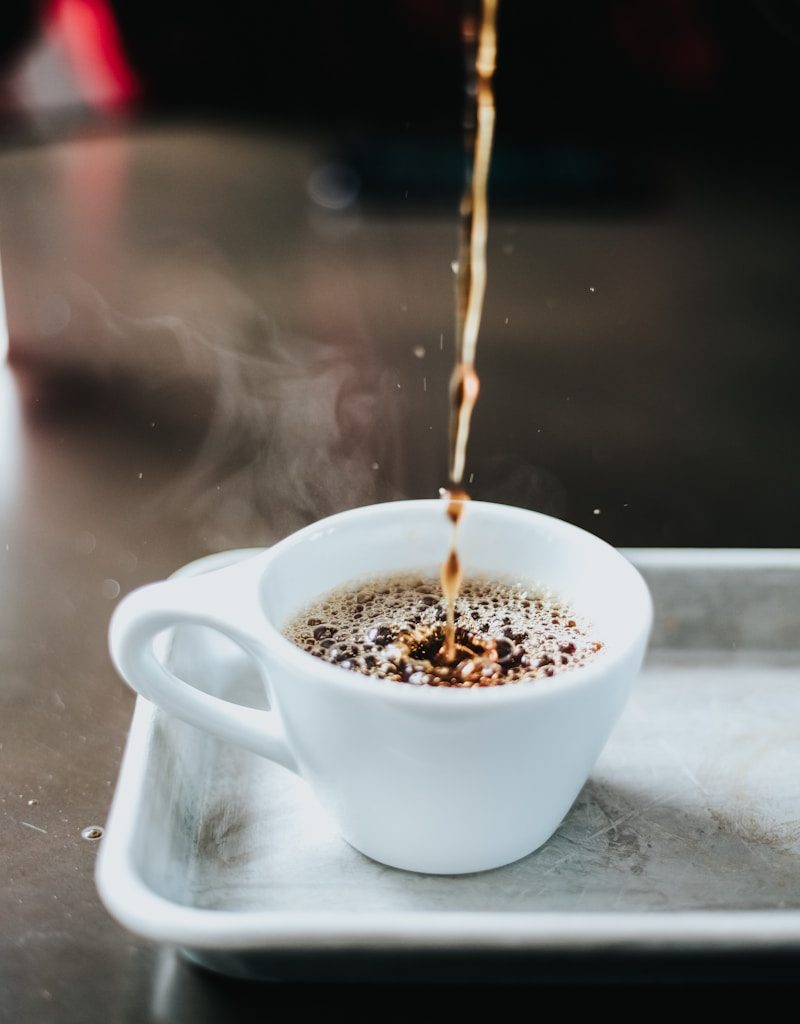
[48,0,139,111]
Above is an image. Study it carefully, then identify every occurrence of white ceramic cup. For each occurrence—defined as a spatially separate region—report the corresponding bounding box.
[109,500,652,874]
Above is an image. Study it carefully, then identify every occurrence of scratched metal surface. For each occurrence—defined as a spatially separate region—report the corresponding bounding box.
[127,552,800,922]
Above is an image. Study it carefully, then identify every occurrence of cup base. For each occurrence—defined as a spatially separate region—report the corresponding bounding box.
[340,831,553,876]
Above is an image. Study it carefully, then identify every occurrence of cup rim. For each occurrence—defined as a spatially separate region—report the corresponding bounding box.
[256,499,653,707]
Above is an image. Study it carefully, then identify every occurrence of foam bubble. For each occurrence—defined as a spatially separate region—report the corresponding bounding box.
[283,572,602,688]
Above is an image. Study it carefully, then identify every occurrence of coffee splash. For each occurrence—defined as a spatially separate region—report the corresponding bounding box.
[285,572,603,688]
[441,0,499,661]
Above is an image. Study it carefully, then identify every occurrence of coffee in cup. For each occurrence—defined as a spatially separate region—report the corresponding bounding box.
[284,571,603,687]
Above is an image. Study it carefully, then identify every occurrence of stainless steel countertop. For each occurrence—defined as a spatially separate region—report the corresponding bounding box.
[2,126,799,1010]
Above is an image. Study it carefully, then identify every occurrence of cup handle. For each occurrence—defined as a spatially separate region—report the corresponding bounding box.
[108,561,299,774]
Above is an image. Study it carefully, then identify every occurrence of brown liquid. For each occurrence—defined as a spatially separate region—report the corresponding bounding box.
[440,486,468,661]
[441,0,499,661]
[284,572,603,688]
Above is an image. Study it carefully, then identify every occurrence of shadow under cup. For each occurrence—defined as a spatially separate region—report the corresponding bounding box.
[250,499,653,874]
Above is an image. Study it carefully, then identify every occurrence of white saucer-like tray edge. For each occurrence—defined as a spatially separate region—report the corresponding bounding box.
[96,548,800,956]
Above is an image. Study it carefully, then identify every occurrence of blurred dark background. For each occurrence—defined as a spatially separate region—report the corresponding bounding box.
[1,0,799,551]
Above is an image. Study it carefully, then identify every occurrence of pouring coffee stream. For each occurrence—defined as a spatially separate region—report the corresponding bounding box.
[440,0,499,662]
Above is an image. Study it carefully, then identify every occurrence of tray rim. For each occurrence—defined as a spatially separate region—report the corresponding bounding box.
[95,547,800,953]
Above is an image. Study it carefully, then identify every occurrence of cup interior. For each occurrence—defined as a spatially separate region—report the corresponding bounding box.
[259,500,651,657]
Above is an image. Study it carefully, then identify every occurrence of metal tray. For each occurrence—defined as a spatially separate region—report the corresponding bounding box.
[96,548,800,980]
